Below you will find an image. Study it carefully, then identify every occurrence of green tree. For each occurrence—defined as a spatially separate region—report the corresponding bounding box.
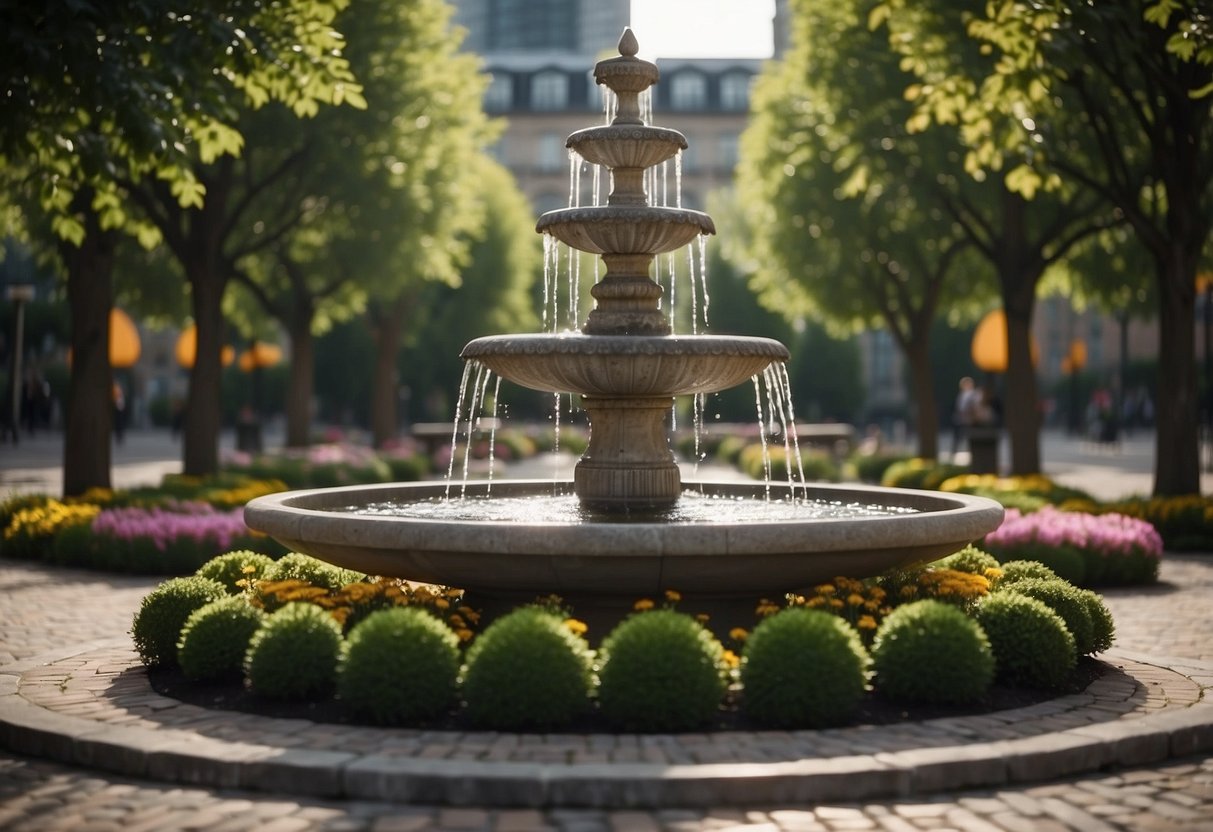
[881,0,1212,494]
[230,0,503,448]
[737,0,988,459]
[404,156,542,425]
[757,0,1118,473]
[1,0,361,492]
[352,0,495,446]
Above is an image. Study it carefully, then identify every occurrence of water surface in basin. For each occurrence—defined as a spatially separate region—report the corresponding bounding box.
[341,491,919,525]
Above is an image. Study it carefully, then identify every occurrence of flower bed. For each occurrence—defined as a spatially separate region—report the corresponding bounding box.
[983,506,1162,586]
[1,477,286,573]
[1058,494,1213,553]
[133,545,1115,732]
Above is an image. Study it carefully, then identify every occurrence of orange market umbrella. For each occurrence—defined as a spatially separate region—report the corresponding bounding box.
[175,324,235,369]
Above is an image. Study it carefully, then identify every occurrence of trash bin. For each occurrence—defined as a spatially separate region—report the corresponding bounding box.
[967,427,999,475]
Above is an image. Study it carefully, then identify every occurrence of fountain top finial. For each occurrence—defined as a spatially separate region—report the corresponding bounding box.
[594,27,659,125]
[618,27,639,57]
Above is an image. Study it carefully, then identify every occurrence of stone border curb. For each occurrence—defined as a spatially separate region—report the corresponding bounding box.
[1,644,1210,808]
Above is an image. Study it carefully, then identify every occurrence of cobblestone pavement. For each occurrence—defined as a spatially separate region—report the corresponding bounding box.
[0,555,1211,830]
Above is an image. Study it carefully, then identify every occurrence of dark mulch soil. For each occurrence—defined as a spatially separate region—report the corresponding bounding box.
[148,657,1106,734]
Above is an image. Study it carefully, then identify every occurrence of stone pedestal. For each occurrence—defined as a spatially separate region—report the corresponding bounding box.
[574,396,680,508]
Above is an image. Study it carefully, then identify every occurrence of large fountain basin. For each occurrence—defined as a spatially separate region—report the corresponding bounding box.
[244,480,1004,599]
[461,333,789,396]
[536,206,714,254]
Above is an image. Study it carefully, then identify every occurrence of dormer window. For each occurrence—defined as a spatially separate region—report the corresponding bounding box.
[531,71,569,111]
[670,71,707,111]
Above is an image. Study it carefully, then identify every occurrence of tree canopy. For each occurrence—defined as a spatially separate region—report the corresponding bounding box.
[878,0,1212,494]
[0,0,362,492]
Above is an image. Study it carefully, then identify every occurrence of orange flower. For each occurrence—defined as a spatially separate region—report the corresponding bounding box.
[633,598,655,612]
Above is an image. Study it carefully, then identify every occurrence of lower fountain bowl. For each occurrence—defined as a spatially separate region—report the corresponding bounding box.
[245,480,1003,613]
[461,333,790,396]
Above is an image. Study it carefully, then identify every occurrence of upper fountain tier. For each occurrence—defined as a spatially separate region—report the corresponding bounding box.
[533,28,716,337]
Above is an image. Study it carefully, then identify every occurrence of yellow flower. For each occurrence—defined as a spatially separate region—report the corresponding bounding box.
[434,598,450,610]
[857,615,877,630]
[806,596,826,608]
[755,599,781,617]
[455,628,474,642]
[664,589,682,604]
[816,583,836,596]
[828,598,844,609]
[846,593,865,607]
[721,649,740,669]
[564,618,588,636]
[633,598,655,612]
[695,613,711,625]
[448,614,466,629]
[729,627,749,642]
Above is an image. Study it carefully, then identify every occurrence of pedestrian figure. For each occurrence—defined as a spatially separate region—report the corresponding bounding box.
[951,376,980,460]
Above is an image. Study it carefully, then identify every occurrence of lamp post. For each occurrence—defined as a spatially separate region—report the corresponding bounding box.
[4,284,35,443]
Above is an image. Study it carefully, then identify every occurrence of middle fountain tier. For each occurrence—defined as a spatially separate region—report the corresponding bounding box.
[462,28,788,510]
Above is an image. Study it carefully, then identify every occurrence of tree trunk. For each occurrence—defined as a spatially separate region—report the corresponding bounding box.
[368,298,409,447]
[62,216,117,496]
[182,261,227,476]
[1152,247,1200,495]
[997,193,1042,476]
[285,310,315,448]
[905,336,939,460]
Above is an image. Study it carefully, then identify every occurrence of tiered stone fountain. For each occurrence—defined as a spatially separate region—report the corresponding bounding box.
[246,30,1002,635]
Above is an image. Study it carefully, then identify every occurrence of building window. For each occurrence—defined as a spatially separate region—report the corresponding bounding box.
[670,72,707,110]
[531,71,569,111]
[717,134,739,170]
[484,74,513,111]
[486,0,577,50]
[537,132,565,172]
[720,72,752,111]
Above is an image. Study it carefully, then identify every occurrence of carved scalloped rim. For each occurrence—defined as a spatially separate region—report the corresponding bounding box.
[537,206,716,232]
[462,334,790,360]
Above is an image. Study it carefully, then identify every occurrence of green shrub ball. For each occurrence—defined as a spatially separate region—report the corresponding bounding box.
[996,577,1096,656]
[177,596,266,682]
[339,608,460,725]
[597,609,728,732]
[996,559,1061,586]
[1077,588,1116,654]
[461,607,593,730]
[870,600,994,705]
[975,593,1076,690]
[740,608,869,728]
[196,550,277,593]
[244,602,344,700]
[937,545,1000,575]
[131,576,227,668]
[262,552,365,590]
